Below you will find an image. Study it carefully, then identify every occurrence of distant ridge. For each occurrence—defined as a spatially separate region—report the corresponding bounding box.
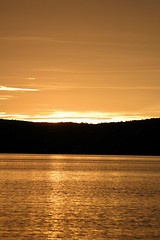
[0,118,160,155]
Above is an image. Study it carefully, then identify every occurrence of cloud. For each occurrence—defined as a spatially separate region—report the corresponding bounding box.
[35,68,74,73]
[0,34,109,46]
[0,95,12,100]
[0,113,29,119]
[38,82,160,91]
[17,111,148,124]
[0,86,39,92]
[0,110,153,124]
[27,77,36,80]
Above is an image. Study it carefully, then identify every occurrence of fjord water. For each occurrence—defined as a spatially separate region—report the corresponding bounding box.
[0,154,160,240]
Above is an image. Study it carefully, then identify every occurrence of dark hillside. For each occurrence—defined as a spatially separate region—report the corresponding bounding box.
[0,118,160,155]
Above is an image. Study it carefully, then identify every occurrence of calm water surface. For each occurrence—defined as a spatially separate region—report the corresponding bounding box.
[0,154,160,239]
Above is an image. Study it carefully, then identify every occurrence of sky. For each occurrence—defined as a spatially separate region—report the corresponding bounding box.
[0,0,160,123]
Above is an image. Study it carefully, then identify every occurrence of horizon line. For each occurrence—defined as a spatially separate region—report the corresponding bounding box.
[0,116,157,125]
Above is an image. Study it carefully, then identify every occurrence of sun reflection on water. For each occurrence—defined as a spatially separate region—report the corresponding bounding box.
[1,154,160,239]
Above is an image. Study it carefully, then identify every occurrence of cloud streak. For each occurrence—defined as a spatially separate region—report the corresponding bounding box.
[0,35,97,45]
[0,111,149,124]
[0,95,12,100]
[0,86,39,92]
[0,113,29,119]
[38,83,160,91]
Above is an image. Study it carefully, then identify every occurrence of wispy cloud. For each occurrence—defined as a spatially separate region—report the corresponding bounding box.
[37,82,160,91]
[0,113,29,119]
[27,77,36,80]
[0,35,88,45]
[35,68,75,73]
[0,95,12,100]
[3,111,148,123]
[0,86,39,92]
[0,34,112,46]
[102,86,160,90]
[0,110,154,124]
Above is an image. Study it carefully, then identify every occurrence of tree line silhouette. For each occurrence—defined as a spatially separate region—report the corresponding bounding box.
[0,118,160,155]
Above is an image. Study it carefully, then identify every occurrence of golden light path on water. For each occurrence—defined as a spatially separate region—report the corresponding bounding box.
[46,154,123,239]
[1,154,160,239]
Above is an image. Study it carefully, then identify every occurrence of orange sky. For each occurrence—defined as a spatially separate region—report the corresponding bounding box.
[0,0,160,123]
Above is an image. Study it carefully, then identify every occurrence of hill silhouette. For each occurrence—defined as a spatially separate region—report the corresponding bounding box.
[0,118,160,155]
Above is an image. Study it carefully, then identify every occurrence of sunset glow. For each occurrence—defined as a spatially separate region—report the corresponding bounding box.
[0,0,160,123]
[0,111,148,124]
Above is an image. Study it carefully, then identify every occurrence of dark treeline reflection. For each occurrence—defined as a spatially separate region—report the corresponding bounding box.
[0,118,160,155]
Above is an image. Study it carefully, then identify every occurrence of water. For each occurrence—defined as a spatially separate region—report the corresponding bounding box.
[0,154,160,240]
